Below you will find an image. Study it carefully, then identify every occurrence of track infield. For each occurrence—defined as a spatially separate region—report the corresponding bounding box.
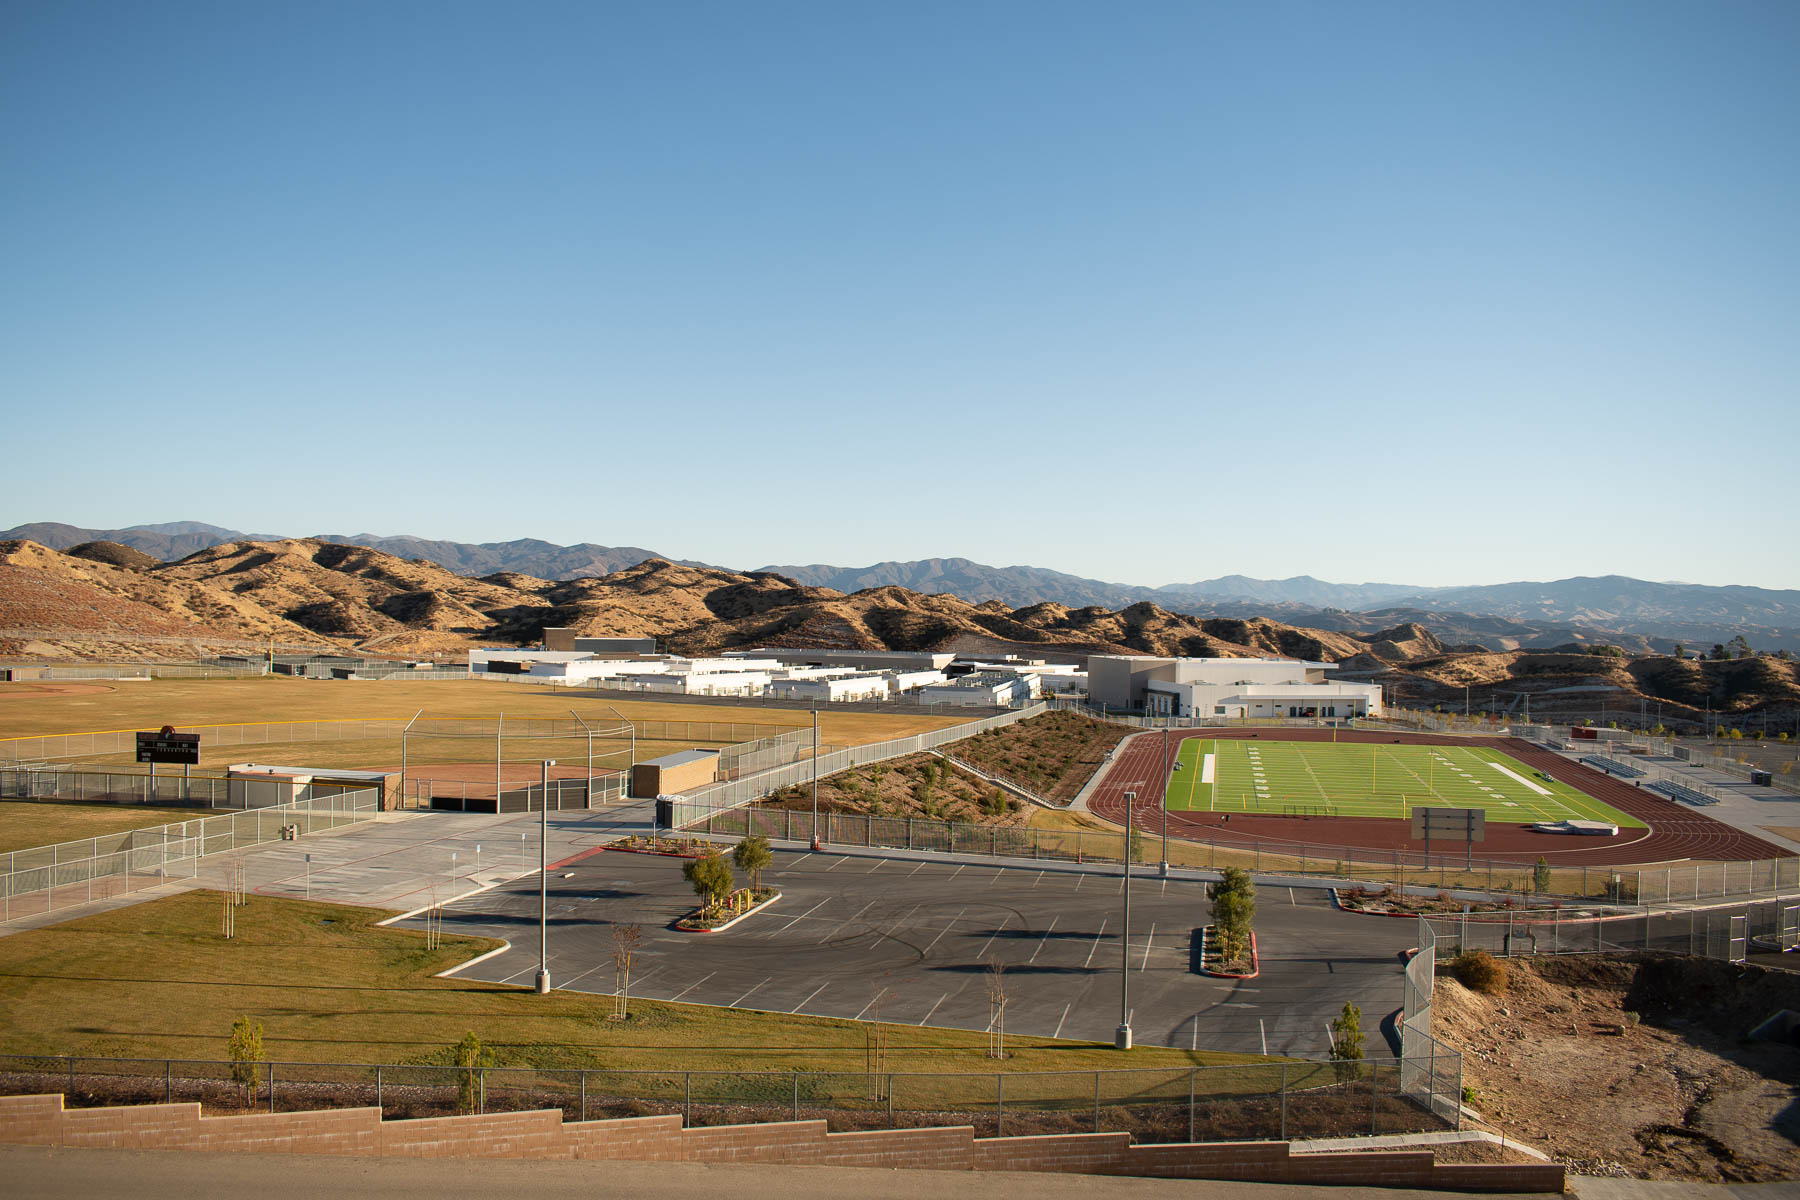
[1164,738,1644,829]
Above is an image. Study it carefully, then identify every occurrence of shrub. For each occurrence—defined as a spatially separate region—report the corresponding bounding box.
[1450,949,1508,995]
[453,1030,494,1114]
[1328,1001,1364,1082]
[227,1015,263,1102]
[1533,858,1552,894]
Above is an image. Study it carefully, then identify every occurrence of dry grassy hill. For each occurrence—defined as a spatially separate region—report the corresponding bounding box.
[2,537,1794,722]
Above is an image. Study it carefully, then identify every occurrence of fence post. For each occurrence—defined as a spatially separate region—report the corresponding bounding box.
[996,1073,1003,1137]
[165,1059,171,1103]
[1188,1068,1196,1142]
[269,1062,276,1113]
[1279,1062,1288,1140]
[684,1073,691,1126]
[1094,1072,1101,1132]
[1370,1062,1379,1134]
[66,1055,73,1097]
[377,1065,382,1112]
[887,1075,893,1126]
[580,1070,587,1122]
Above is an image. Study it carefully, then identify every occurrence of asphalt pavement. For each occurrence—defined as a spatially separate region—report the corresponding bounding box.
[413,846,1415,1057]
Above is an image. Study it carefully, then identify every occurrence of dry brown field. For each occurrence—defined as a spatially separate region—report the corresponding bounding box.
[0,677,964,771]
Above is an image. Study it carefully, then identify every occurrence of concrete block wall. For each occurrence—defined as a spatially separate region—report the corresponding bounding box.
[0,1094,1563,1192]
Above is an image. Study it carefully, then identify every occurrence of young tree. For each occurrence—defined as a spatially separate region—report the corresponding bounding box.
[1533,857,1552,894]
[1328,1001,1365,1082]
[453,1031,493,1114]
[1209,867,1256,965]
[683,849,735,915]
[609,923,641,1021]
[227,1015,264,1104]
[732,834,773,894]
[1673,643,1687,660]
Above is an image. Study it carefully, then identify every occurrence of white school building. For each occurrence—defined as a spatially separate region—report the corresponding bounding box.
[1086,655,1383,720]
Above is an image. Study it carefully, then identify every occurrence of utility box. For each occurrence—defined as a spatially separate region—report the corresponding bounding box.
[1752,770,1773,786]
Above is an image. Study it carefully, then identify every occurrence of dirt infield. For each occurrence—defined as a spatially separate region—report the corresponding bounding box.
[1087,728,1786,867]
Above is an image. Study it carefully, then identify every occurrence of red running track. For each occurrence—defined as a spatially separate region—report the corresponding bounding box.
[1086,728,1786,867]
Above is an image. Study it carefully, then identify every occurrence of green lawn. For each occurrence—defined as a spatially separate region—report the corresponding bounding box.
[0,890,1286,1080]
[1164,738,1644,828]
[0,801,204,856]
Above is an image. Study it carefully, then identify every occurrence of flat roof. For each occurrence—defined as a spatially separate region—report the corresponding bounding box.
[641,749,722,769]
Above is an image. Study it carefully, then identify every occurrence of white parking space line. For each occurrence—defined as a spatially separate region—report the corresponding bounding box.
[921,907,969,956]
[824,856,851,872]
[976,916,1010,959]
[864,859,887,873]
[853,989,889,1021]
[668,972,715,1001]
[1084,918,1109,968]
[1141,924,1155,971]
[917,993,949,1025]
[790,982,830,1013]
[730,976,773,1008]
[777,897,832,931]
[1032,871,1045,888]
[907,861,930,876]
[1028,916,1060,963]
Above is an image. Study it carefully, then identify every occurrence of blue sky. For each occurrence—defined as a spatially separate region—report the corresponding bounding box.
[4,1,1796,589]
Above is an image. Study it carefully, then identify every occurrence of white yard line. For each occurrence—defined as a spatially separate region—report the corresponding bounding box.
[1489,761,1551,796]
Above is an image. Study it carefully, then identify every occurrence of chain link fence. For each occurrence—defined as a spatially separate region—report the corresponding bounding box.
[0,788,380,923]
[0,1054,1463,1143]
[1417,900,1798,963]
[667,704,1048,826]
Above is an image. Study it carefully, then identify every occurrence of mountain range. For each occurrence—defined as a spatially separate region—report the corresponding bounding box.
[5,521,1796,652]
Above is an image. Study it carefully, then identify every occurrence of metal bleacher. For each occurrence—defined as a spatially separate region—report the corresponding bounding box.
[1579,753,1646,779]
[1648,779,1718,807]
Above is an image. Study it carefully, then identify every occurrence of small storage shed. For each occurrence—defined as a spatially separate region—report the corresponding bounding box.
[630,749,721,799]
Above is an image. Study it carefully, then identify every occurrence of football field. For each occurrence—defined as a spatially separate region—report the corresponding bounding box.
[1164,738,1644,828]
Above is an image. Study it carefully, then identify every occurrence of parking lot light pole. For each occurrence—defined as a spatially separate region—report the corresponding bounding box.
[1116,790,1135,1051]
[1160,725,1170,878]
[536,759,554,995]
[811,706,822,852]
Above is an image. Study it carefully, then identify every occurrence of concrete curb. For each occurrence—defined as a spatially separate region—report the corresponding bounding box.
[674,891,783,934]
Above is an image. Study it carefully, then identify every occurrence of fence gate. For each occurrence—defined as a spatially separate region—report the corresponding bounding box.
[1782,905,1800,951]
[1729,914,1749,964]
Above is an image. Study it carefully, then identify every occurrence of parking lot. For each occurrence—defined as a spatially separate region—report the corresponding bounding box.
[413,848,1414,1056]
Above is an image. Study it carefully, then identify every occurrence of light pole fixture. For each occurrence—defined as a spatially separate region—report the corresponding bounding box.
[1117,789,1135,1051]
[536,759,555,995]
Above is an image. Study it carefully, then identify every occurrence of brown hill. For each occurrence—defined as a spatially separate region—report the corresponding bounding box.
[6,536,1792,721]
[65,540,160,571]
